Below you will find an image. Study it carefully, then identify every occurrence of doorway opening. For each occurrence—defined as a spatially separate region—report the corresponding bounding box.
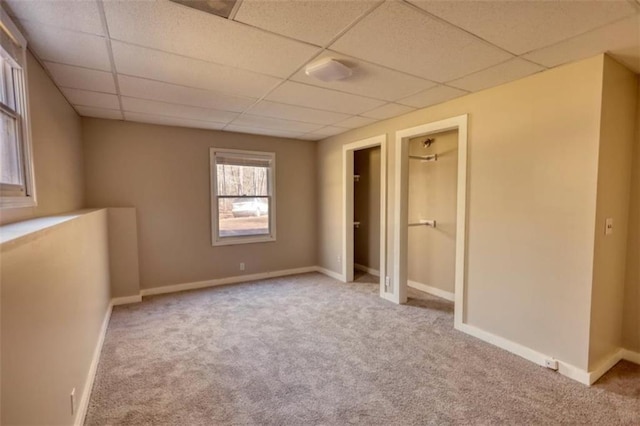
[343,135,387,298]
[406,129,458,303]
[393,115,468,328]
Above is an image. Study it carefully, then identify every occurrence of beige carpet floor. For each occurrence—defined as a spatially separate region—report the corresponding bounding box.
[86,272,640,425]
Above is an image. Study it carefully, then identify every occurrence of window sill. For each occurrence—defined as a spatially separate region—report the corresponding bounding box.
[1,195,37,209]
[212,235,276,247]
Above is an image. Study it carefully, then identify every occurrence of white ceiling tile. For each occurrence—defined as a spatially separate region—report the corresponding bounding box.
[45,62,116,94]
[307,126,349,138]
[448,59,545,93]
[61,88,120,110]
[75,106,123,121]
[246,100,351,125]
[122,97,238,124]
[523,14,640,73]
[19,23,111,71]
[224,125,304,139]
[298,134,323,141]
[397,85,467,109]
[266,81,385,115]
[118,75,256,113]
[333,116,378,129]
[409,0,637,55]
[231,114,323,133]
[234,0,379,46]
[361,103,415,120]
[125,112,226,131]
[104,0,320,78]
[112,41,281,99]
[4,0,104,36]
[292,51,437,101]
[331,1,512,82]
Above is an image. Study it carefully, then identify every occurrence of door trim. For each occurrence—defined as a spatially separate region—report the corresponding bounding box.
[342,134,387,299]
[393,115,468,328]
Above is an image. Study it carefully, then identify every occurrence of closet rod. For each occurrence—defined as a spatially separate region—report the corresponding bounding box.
[408,219,436,228]
[409,154,437,162]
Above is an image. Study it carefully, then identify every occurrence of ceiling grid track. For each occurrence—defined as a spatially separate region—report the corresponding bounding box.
[4,0,638,139]
[221,0,387,135]
[96,0,124,119]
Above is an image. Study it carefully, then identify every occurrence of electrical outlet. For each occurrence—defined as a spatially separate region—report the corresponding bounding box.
[240,262,245,271]
[544,358,558,371]
[385,276,390,291]
[337,255,341,264]
[70,388,76,415]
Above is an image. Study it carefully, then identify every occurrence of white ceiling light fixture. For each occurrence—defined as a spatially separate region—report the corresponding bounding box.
[305,58,353,82]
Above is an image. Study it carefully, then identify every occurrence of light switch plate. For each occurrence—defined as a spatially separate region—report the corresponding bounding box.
[605,218,614,235]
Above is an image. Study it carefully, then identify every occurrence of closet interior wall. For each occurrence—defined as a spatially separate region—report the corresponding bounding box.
[407,130,459,295]
[354,147,381,275]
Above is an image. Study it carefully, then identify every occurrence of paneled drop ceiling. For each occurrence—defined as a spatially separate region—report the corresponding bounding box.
[4,0,640,141]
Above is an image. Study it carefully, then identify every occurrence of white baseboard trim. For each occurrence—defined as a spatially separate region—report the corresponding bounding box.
[112,294,142,305]
[75,302,113,426]
[314,266,345,282]
[622,349,640,365]
[140,266,318,296]
[354,263,380,277]
[408,280,455,302]
[588,349,625,385]
[456,322,590,385]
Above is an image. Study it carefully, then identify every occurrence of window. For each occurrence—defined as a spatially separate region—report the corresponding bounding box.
[0,8,35,208]
[210,148,275,246]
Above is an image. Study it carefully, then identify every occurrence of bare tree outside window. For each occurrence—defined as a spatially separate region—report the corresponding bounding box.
[210,149,275,245]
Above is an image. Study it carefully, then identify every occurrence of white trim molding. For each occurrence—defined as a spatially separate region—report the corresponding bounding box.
[342,134,388,299]
[315,266,345,282]
[140,266,318,296]
[622,349,640,365]
[457,322,591,385]
[408,280,455,302]
[75,302,113,426]
[354,263,380,277]
[112,295,142,306]
[587,349,625,385]
[393,114,468,327]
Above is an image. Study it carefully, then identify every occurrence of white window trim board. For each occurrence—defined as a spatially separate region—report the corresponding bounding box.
[0,6,37,210]
[209,147,276,246]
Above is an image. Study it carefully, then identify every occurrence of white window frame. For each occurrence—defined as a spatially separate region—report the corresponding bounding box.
[210,147,276,246]
[0,7,36,209]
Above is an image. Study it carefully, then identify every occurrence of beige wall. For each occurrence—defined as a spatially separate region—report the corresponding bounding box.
[354,146,381,271]
[407,130,457,294]
[0,52,84,225]
[108,207,141,298]
[622,80,640,353]
[1,210,112,425]
[588,57,638,369]
[82,119,317,290]
[318,56,607,370]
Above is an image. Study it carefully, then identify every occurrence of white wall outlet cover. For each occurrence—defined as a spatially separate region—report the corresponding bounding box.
[605,218,614,235]
[544,359,559,371]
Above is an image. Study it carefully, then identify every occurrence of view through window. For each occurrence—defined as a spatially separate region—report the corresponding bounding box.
[211,149,275,244]
[0,9,35,208]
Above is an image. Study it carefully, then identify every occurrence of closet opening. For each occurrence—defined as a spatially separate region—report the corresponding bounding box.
[406,130,458,303]
[353,146,381,280]
[393,115,468,328]
[342,135,387,299]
